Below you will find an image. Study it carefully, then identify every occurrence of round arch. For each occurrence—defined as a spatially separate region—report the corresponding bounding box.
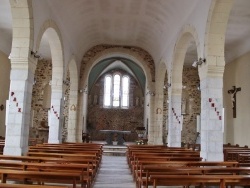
[78,47,154,135]
[80,48,153,88]
[171,24,201,94]
[203,0,234,78]
[35,20,65,143]
[167,24,201,147]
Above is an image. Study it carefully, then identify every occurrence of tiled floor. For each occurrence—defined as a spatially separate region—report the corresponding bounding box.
[93,155,135,188]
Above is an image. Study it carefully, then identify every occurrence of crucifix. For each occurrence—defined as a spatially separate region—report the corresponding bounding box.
[228,86,241,118]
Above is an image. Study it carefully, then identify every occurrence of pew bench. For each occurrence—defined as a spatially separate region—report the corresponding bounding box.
[0,161,93,188]
[0,169,82,188]
[0,183,69,188]
[138,166,250,188]
[132,160,238,183]
[149,174,250,188]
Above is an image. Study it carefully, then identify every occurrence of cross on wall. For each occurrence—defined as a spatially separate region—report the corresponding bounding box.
[228,86,241,118]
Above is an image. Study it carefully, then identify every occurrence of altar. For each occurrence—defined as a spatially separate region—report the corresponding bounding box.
[99,130,131,145]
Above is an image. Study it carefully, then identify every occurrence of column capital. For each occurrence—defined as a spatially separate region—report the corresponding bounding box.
[10,57,37,74]
[199,65,224,80]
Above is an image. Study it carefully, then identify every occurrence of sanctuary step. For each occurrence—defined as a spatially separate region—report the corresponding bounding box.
[102,145,127,156]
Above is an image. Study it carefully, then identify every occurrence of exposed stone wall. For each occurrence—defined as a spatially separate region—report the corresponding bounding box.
[30,60,70,143]
[87,70,144,142]
[181,67,201,144]
[162,71,168,144]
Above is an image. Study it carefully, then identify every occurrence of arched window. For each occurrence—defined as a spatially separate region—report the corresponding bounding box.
[103,73,130,108]
[122,76,129,107]
[104,75,112,106]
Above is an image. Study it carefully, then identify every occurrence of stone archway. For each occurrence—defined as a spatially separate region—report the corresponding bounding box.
[199,0,234,161]
[35,20,64,143]
[78,45,155,142]
[168,25,201,147]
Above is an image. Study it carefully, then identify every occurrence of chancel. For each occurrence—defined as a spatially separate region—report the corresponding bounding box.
[99,130,131,145]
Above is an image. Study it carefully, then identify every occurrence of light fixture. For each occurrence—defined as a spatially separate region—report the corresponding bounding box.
[192,58,206,67]
[146,90,155,96]
[83,85,88,94]
[79,85,88,94]
[163,83,171,90]
[31,50,40,59]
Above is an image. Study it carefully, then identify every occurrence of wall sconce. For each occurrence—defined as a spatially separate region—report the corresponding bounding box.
[192,58,206,67]
[83,85,88,94]
[163,83,171,90]
[0,104,4,111]
[30,50,40,59]
[197,84,201,91]
[79,85,88,94]
[146,90,155,96]
[33,78,36,85]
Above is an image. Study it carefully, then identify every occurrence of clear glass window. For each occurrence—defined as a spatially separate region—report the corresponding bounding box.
[103,73,129,108]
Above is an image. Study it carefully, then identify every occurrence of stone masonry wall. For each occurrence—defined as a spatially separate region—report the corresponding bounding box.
[181,66,201,144]
[30,60,70,143]
[87,70,144,142]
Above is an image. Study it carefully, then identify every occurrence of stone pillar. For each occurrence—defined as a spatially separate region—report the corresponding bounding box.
[147,94,155,145]
[167,94,182,147]
[67,90,78,142]
[48,86,63,143]
[152,92,164,145]
[200,76,224,161]
[4,59,36,155]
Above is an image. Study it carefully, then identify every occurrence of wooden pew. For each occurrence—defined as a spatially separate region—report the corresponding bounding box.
[133,160,238,184]
[0,184,69,188]
[0,169,81,188]
[0,161,92,188]
[0,155,98,184]
[149,174,250,188]
[138,166,250,188]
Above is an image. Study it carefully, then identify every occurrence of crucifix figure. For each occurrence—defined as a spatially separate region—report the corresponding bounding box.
[228,86,241,118]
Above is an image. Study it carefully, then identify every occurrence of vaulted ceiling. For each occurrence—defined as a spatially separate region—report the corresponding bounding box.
[0,0,250,68]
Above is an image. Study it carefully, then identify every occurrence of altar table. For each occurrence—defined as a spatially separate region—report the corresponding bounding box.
[99,130,131,145]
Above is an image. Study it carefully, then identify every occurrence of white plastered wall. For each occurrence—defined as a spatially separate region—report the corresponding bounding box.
[0,51,10,137]
[223,52,250,146]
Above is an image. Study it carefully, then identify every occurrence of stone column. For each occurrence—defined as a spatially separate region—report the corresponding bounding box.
[152,92,164,145]
[48,85,63,143]
[200,76,224,161]
[147,94,155,145]
[4,58,36,155]
[167,94,182,147]
[67,90,78,142]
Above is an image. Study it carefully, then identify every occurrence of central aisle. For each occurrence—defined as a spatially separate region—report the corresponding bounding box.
[93,155,136,188]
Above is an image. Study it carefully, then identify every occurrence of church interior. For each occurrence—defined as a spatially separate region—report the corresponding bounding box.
[0,0,250,187]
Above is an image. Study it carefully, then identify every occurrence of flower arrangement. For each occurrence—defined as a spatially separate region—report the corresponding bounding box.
[135,140,145,145]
